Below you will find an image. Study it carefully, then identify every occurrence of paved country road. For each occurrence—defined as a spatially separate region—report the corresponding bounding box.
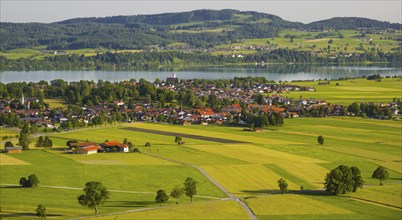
[142,152,257,220]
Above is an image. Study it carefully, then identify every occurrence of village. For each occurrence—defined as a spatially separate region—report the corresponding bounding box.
[0,76,399,136]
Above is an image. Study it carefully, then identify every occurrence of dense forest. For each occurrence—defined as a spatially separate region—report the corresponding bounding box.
[1,49,401,71]
[1,9,401,50]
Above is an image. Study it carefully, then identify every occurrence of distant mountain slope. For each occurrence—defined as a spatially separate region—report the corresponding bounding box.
[57,9,285,25]
[0,9,400,50]
[307,17,401,30]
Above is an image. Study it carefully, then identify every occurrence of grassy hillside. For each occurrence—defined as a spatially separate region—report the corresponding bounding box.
[1,116,401,219]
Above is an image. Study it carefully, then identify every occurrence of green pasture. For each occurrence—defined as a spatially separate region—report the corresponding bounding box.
[88,200,251,220]
[246,194,402,220]
[0,127,18,140]
[1,116,401,219]
[0,48,41,60]
[214,29,401,55]
[0,149,226,219]
[284,77,402,105]
[44,98,68,108]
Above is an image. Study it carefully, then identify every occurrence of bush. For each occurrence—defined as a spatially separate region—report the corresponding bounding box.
[19,174,39,187]
[145,142,151,147]
[133,148,141,153]
[317,135,324,145]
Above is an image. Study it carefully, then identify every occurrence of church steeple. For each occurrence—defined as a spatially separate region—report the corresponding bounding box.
[21,90,25,105]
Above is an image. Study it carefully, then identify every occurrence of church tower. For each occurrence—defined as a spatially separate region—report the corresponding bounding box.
[21,91,25,105]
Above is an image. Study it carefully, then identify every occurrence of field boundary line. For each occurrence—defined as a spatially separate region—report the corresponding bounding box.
[142,152,257,220]
[121,127,249,144]
[341,195,402,211]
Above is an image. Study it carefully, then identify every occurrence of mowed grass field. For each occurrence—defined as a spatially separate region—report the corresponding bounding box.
[286,77,401,105]
[1,116,401,219]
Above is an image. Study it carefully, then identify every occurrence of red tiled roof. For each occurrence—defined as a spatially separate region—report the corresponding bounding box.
[72,142,98,147]
[83,146,100,151]
[102,141,128,148]
[103,141,122,147]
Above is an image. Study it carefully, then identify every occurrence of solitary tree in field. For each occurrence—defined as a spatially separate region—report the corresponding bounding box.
[184,177,197,202]
[170,185,184,204]
[78,182,110,215]
[35,204,47,219]
[174,136,182,144]
[155,189,169,206]
[317,135,324,145]
[324,165,354,195]
[372,166,389,185]
[277,178,288,194]
[351,166,364,192]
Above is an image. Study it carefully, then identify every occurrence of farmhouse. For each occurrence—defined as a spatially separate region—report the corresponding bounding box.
[100,141,129,153]
[4,146,22,154]
[68,141,98,149]
[69,142,100,154]
[74,145,100,155]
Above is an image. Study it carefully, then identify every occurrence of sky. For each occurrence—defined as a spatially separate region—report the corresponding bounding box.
[1,0,401,24]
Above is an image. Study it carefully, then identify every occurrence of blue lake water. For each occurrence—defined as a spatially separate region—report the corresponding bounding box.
[1,64,401,83]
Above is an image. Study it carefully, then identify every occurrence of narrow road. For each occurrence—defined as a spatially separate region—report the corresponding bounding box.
[142,152,257,220]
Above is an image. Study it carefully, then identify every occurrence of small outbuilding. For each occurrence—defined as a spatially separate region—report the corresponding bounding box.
[4,146,22,154]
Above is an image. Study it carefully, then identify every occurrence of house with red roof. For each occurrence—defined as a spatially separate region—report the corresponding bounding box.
[74,145,100,155]
[100,141,129,153]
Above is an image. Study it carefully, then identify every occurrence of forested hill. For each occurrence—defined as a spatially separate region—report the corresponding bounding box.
[307,17,401,30]
[57,9,292,26]
[1,9,401,51]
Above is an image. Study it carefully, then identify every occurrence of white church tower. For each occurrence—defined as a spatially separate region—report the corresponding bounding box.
[21,91,25,105]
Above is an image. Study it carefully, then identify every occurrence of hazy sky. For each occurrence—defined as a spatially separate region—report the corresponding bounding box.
[1,0,401,24]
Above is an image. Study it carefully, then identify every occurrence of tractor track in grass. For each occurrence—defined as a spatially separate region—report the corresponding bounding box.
[122,127,249,144]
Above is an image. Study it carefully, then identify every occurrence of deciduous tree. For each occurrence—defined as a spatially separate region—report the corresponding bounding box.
[324,165,355,195]
[35,204,47,219]
[351,166,364,192]
[155,189,169,206]
[277,178,288,194]
[184,177,197,202]
[170,185,184,204]
[372,166,389,185]
[317,135,324,145]
[78,182,110,215]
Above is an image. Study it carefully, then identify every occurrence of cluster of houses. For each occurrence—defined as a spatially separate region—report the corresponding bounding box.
[1,77,400,129]
[68,140,129,155]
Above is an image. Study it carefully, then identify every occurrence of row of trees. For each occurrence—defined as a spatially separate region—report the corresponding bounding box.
[156,177,197,206]
[35,136,53,148]
[277,165,389,195]
[77,177,197,215]
[2,49,401,71]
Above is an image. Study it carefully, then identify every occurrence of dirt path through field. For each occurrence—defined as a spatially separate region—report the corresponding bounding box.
[122,127,248,144]
[142,152,257,220]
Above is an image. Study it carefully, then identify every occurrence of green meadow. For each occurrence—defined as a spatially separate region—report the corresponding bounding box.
[1,116,401,219]
[285,77,401,105]
[214,29,402,55]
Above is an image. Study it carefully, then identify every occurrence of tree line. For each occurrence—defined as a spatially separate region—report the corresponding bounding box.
[1,49,401,71]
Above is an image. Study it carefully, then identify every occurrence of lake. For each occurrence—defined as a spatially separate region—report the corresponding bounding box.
[1,64,401,83]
